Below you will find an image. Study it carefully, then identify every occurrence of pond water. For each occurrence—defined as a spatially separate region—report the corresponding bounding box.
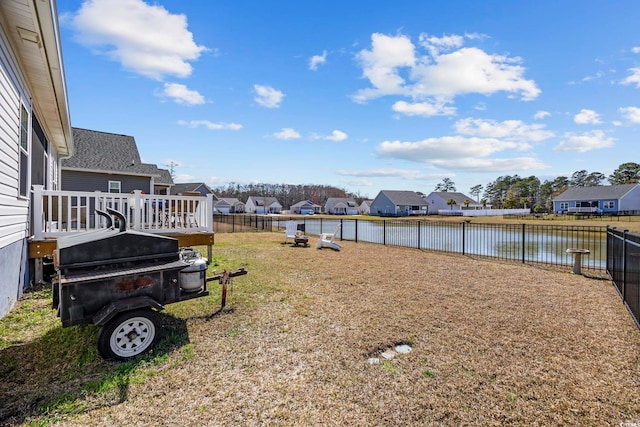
[298,219,606,269]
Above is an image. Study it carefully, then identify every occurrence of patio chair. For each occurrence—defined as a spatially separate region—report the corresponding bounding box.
[284,221,298,244]
[317,224,342,251]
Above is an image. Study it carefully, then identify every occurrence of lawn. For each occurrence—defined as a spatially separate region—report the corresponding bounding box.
[1,232,639,426]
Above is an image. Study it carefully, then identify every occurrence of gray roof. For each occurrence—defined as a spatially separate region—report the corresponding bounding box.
[248,196,281,206]
[170,182,213,195]
[326,197,357,207]
[155,168,173,185]
[291,200,321,208]
[379,190,427,205]
[62,128,161,177]
[554,184,638,201]
[215,198,243,206]
[430,191,479,205]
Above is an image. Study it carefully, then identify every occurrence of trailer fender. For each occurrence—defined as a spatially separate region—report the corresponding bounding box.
[93,296,164,326]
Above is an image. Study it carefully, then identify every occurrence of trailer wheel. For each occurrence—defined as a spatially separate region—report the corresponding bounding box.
[98,309,162,361]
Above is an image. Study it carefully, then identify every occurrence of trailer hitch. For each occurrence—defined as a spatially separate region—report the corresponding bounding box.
[206,268,248,318]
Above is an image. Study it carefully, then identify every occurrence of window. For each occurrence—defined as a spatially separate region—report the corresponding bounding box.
[18,105,29,197]
[559,202,569,210]
[603,201,615,209]
[108,181,121,193]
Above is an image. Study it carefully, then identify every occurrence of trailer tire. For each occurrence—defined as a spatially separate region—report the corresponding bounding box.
[98,309,162,361]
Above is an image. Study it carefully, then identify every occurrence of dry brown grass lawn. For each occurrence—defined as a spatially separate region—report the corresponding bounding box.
[2,232,640,426]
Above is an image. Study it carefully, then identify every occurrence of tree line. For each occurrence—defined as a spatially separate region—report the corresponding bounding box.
[210,182,367,210]
[211,162,640,213]
[435,162,640,212]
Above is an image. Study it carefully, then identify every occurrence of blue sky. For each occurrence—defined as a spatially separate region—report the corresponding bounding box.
[56,0,640,198]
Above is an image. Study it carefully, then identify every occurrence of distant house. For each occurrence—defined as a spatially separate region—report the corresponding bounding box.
[370,191,428,216]
[553,184,640,214]
[425,191,482,214]
[214,198,245,214]
[61,128,173,195]
[290,200,322,215]
[359,199,374,215]
[171,182,215,197]
[0,0,73,318]
[324,197,358,215]
[245,196,282,214]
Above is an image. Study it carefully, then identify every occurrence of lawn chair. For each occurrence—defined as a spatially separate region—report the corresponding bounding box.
[284,221,298,244]
[317,223,342,251]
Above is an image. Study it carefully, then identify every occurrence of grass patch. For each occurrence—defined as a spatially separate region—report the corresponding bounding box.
[1,232,639,426]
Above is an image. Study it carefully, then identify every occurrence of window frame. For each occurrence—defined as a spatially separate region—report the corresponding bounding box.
[18,104,29,198]
[108,180,122,193]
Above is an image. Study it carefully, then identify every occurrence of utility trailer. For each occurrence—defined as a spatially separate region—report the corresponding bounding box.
[52,208,246,360]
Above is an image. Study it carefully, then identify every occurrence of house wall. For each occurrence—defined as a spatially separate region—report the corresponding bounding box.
[370,193,396,216]
[619,186,640,211]
[62,170,151,194]
[245,199,257,213]
[0,24,33,317]
[425,194,450,213]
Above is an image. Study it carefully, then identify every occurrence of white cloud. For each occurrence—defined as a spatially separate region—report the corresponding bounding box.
[632,47,640,54]
[554,130,614,152]
[177,119,242,130]
[336,168,438,180]
[574,109,602,124]
[162,83,205,105]
[353,32,540,104]
[376,136,524,162]
[431,157,548,172]
[273,128,300,139]
[623,68,640,88]
[69,0,207,80]
[454,118,554,143]
[534,110,550,120]
[353,33,416,102]
[374,132,550,173]
[309,50,327,70]
[254,84,285,108]
[418,33,464,56]
[620,106,640,123]
[174,173,194,182]
[392,100,456,117]
[343,178,374,187]
[325,130,348,141]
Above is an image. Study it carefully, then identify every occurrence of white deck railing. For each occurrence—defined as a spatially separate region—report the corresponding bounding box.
[32,185,214,240]
[567,207,600,214]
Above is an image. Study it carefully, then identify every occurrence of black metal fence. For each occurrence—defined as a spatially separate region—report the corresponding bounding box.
[213,214,606,271]
[607,227,640,328]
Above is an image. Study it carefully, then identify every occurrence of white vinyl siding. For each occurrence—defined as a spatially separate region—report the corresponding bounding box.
[0,23,31,247]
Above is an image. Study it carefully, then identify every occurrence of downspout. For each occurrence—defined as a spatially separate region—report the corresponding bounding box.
[57,154,71,190]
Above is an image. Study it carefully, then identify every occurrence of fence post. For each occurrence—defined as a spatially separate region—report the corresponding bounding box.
[33,185,44,240]
[383,220,386,246]
[462,221,466,255]
[417,221,421,250]
[623,229,628,301]
[132,190,143,230]
[522,223,526,264]
[355,218,358,243]
[206,194,214,233]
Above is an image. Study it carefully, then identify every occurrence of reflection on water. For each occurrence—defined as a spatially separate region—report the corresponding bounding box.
[302,219,605,269]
